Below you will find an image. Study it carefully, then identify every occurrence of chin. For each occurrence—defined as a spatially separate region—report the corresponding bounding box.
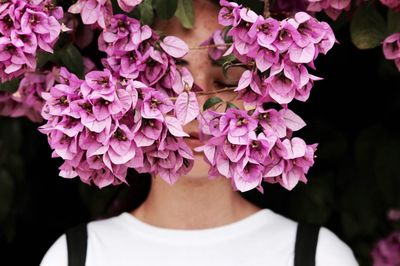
[182,153,212,180]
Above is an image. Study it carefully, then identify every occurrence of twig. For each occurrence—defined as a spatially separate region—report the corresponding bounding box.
[264,0,270,18]
[196,86,236,95]
[189,43,233,50]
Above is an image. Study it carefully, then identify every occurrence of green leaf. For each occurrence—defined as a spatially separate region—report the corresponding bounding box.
[111,0,124,13]
[36,51,57,68]
[350,5,386,49]
[387,9,400,34]
[203,97,223,111]
[222,61,232,77]
[139,0,154,25]
[153,0,178,19]
[60,43,84,78]
[225,102,239,110]
[0,78,20,93]
[175,0,194,29]
[215,53,237,67]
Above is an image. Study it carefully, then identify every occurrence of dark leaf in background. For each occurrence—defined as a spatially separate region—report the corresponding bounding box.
[0,79,20,93]
[387,9,400,34]
[60,43,85,78]
[225,102,239,110]
[175,0,194,29]
[350,4,386,49]
[203,97,223,111]
[139,0,154,25]
[153,0,178,19]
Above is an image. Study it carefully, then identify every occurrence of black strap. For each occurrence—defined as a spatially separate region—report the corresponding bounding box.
[294,223,320,266]
[66,223,88,266]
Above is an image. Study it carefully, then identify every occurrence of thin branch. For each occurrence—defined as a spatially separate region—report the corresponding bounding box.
[195,86,236,95]
[264,0,270,18]
[168,87,237,101]
[189,43,233,50]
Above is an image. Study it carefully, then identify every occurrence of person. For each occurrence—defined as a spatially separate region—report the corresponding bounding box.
[40,0,359,265]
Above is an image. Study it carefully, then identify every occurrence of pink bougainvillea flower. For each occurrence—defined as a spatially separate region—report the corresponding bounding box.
[380,0,400,12]
[218,0,242,27]
[117,0,143,12]
[371,231,400,266]
[382,33,400,71]
[160,36,189,58]
[68,0,112,29]
[307,0,352,20]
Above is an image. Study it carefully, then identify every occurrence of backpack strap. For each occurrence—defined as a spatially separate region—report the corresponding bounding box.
[294,223,320,266]
[66,223,88,266]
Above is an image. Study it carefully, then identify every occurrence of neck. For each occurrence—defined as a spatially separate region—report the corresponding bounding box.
[130,175,261,229]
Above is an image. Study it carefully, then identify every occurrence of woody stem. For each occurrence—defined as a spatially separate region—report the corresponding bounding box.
[264,0,270,18]
[168,87,236,101]
[189,43,233,50]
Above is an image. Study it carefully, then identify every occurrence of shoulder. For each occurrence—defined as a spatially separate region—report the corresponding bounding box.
[40,233,68,266]
[261,209,359,266]
[40,214,125,266]
[316,226,359,266]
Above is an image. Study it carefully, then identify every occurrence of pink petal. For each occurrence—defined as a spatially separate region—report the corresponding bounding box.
[160,36,189,58]
[175,91,199,125]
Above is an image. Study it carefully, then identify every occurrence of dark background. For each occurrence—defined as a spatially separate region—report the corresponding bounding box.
[1,7,400,266]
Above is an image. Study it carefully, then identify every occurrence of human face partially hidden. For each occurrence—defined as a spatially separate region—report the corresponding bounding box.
[154,0,245,180]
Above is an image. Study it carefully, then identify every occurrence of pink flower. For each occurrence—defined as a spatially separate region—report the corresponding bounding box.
[68,0,112,29]
[371,231,400,266]
[98,14,151,55]
[0,0,62,81]
[117,0,142,12]
[248,16,280,48]
[383,33,400,71]
[380,0,400,12]
[200,29,228,61]
[1,71,54,122]
[387,209,400,221]
[307,0,352,20]
[218,0,242,27]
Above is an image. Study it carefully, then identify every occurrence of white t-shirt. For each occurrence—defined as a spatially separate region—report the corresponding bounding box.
[40,208,359,266]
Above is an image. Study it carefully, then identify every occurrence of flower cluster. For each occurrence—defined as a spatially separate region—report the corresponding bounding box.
[306,0,351,20]
[216,1,335,106]
[380,0,400,12]
[382,33,400,72]
[191,1,332,192]
[197,106,317,192]
[39,64,195,187]
[0,0,63,82]
[0,71,55,122]
[68,0,142,29]
[371,231,400,266]
[98,14,192,93]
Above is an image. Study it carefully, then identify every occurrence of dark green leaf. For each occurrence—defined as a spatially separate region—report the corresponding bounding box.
[36,51,57,68]
[215,53,237,67]
[153,0,178,19]
[203,97,223,111]
[175,0,194,29]
[111,0,124,13]
[0,78,20,93]
[225,102,239,110]
[350,5,386,49]
[139,0,154,25]
[387,9,400,34]
[60,43,84,78]
[222,61,232,77]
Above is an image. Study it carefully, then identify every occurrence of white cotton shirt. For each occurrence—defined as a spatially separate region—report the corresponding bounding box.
[40,208,359,266]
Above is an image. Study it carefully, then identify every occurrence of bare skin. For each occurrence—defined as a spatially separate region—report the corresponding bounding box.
[130,0,262,230]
